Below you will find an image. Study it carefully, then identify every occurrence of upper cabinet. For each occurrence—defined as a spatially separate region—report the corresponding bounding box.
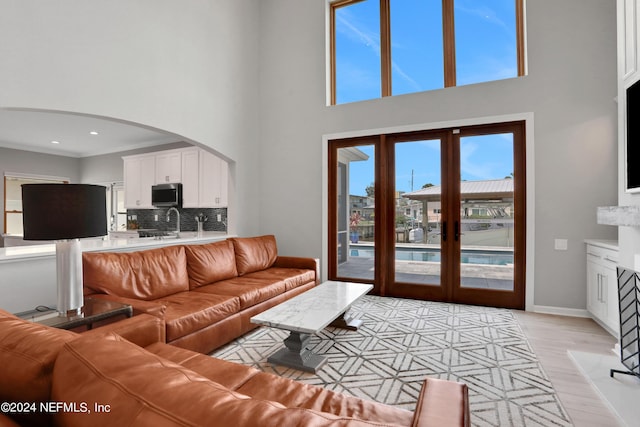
[123,147,228,210]
[199,150,228,208]
[619,0,640,84]
[155,151,182,184]
[123,154,156,208]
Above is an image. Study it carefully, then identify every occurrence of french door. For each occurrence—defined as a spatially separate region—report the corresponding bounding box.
[328,121,525,309]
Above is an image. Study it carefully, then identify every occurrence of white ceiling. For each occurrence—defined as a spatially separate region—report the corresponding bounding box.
[0,109,181,158]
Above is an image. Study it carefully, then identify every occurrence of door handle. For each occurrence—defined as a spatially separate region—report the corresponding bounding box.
[454,221,460,241]
[442,221,447,241]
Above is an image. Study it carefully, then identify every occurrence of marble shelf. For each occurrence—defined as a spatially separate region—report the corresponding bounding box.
[597,206,640,227]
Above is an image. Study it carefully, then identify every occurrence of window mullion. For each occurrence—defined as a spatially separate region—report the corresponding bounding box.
[442,0,456,87]
[380,0,391,97]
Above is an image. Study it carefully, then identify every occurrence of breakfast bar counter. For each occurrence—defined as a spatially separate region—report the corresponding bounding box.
[0,232,232,313]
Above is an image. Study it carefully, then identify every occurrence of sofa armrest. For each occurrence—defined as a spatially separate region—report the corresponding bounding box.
[88,294,167,319]
[81,314,166,347]
[273,256,320,284]
[411,378,470,427]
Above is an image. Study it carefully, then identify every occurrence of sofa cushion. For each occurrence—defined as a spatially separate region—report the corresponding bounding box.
[236,371,414,426]
[244,267,316,292]
[156,292,241,342]
[230,235,278,276]
[145,342,260,390]
[83,245,189,301]
[0,309,77,427]
[193,277,286,310]
[185,240,238,289]
[52,333,392,426]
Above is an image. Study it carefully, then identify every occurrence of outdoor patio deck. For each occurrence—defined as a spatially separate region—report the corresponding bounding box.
[338,257,514,290]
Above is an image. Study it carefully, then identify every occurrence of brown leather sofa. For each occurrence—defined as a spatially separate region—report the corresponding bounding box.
[0,309,470,427]
[82,235,319,353]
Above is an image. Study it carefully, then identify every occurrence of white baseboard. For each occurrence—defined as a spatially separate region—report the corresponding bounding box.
[531,305,591,318]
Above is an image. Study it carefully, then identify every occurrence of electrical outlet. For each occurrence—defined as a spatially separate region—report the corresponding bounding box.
[217,214,222,222]
[154,215,158,221]
[554,239,568,251]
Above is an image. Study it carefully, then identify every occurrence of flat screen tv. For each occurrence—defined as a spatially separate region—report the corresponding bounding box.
[627,79,640,192]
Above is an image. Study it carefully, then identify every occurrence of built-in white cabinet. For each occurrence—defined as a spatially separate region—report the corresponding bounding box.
[181,148,200,208]
[585,240,620,338]
[199,150,228,208]
[123,154,155,208]
[619,0,640,84]
[123,147,227,209]
[155,151,182,184]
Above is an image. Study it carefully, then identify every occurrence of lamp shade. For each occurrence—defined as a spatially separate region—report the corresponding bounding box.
[22,184,107,240]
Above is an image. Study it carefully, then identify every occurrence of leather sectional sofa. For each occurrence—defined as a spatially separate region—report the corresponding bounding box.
[0,309,470,427]
[81,235,319,353]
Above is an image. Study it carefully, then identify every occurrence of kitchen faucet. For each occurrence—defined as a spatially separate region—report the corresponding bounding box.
[166,207,180,233]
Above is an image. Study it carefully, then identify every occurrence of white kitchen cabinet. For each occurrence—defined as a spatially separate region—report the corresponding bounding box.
[124,154,155,208]
[155,150,182,184]
[181,148,200,208]
[619,0,640,84]
[124,147,227,209]
[199,150,228,208]
[585,240,620,338]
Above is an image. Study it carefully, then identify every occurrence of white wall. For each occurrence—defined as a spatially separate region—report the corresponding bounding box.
[0,0,261,236]
[0,147,81,233]
[257,0,618,311]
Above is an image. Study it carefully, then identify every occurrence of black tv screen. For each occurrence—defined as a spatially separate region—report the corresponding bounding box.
[628,79,640,191]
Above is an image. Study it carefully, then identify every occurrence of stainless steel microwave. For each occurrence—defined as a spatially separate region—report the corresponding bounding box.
[151,183,182,207]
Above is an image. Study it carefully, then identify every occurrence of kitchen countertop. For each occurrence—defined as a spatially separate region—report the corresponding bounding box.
[0,231,232,263]
[584,239,619,251]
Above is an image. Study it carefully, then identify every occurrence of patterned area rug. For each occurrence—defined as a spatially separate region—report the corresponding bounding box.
[211,296,572,426]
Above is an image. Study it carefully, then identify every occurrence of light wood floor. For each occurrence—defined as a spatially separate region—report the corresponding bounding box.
[513,311,621,427]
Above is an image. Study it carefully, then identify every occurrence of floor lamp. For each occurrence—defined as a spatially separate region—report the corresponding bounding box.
[22,184,107,315]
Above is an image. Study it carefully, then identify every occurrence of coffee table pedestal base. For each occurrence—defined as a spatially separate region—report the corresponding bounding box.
[267,331,328,373]
[329,311,364,331]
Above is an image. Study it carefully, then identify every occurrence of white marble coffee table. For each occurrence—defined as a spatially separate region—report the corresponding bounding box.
[250,280,373,373]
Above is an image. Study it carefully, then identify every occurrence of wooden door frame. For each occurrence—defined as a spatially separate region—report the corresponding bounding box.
[328,120,526,310]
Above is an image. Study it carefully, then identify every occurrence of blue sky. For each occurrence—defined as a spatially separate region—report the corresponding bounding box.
[335,0,517,195]
[348,134,514,196]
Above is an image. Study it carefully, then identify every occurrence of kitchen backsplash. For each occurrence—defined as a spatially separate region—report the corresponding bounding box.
[127,207,227,233]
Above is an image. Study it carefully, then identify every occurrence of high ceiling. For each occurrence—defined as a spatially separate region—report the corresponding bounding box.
[0,110,181,158]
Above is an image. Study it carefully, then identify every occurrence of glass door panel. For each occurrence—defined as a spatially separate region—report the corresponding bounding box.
[336,145,376,281]
[458,133,515,291]
[394,140,442,286]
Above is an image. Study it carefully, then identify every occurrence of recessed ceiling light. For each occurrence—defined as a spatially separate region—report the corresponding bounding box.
[51,140,60,144]
[89,131,99,135]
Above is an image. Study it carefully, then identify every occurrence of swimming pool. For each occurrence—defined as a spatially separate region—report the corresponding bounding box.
[349,246,513,266]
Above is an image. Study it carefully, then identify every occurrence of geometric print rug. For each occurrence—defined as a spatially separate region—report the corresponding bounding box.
[211,295,572,426]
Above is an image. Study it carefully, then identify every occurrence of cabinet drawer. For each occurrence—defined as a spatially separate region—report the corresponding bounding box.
[586,245,619,266]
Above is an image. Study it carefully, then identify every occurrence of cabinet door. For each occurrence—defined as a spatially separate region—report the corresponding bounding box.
[198,150,227,207]
[124,155,155,209]
[181,149,200,208]
[603,264,621,337]
[155,152,182,184]
[138,156,156,208]
[586,257,605,319]
[124,157,141,209]
[216,158,228,207]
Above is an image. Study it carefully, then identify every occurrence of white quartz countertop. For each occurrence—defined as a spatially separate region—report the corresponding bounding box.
[584,239,619,251]
[0,231,232,263]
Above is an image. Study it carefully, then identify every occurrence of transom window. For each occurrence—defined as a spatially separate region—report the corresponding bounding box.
[330,0,525,105]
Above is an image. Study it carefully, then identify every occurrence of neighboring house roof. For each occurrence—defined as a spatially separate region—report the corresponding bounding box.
[403,178,514,202]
